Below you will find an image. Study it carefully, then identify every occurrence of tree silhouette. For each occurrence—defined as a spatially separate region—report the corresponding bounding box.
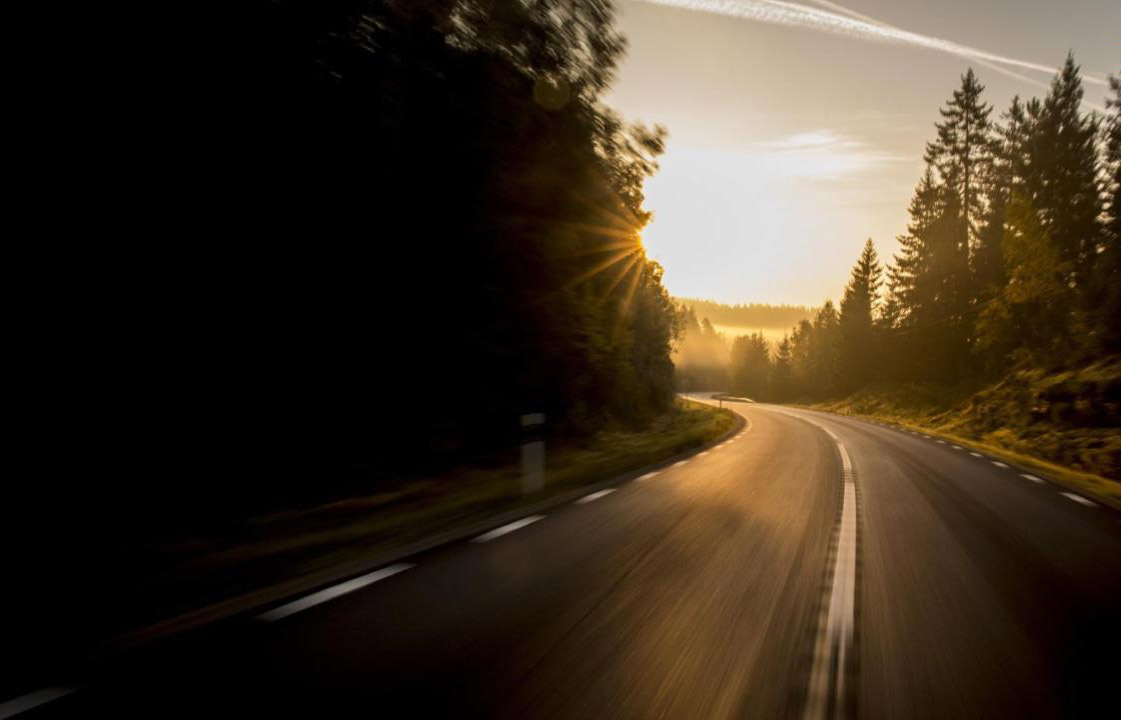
[840,239,882,390]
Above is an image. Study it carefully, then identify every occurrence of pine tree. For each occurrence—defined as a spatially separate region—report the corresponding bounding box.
[890,165,970,380]
[876,268,905,382]
[773,334,793,400]
[1094,67,1121,350]
[924,68,994,246]
[789,319,814,396]
[890,167,941,328]
[730,333,772,400]
[974,96,1034,305]
[975,192,1078,364]
[810,301,841,396]
[1023,54,1101,294]
[839,239,882,389]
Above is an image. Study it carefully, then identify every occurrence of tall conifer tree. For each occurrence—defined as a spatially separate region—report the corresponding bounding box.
[925,68,994,246]
[1023,54,1101,293]
[1092,68,1121,351]
[840,239,882,389]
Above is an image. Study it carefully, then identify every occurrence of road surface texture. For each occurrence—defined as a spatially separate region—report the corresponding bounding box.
[8,398,1121,718]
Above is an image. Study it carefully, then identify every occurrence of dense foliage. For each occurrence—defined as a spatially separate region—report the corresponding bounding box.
[12,0,682,661]
[152,0,679,513]
[720,57,1121,404]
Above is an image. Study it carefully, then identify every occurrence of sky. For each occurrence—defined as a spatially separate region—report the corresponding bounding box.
[606,0,1120,306]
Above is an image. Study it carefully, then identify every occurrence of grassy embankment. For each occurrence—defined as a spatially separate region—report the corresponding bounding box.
[807,358,1121,509]
[132,398,737,634]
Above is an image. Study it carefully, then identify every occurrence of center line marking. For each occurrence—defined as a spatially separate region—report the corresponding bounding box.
[805,437,857,719]
[991,461,1009,469]
[576,488,616,504]
[1020,474,1045,484]
[1060,492,1098,507]
[637,471,659,481]
[472,516,545,544]
[258,563,414,621]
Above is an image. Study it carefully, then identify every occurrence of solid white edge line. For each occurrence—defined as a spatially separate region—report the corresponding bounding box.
[637,471,659,481]
[1020,473,1045,484]
[258,563,415,622]
[576,488,616,504]
[1060,492,1098,507]
[0,687,77,719]
[471,516,546,544]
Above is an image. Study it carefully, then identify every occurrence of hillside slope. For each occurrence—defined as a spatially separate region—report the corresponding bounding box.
[811,358,1121,499]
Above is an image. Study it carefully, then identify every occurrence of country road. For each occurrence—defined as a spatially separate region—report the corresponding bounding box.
[9,398,1121,718]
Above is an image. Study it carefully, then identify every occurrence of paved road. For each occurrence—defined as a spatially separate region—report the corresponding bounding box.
[12,400,1121,718]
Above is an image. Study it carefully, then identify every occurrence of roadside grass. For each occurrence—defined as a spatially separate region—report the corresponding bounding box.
[805,359,1121,510]
[135,399,737,631]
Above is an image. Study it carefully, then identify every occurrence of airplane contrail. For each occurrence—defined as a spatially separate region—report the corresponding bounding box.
[634,0,1109,88]
[803,0,1050,91]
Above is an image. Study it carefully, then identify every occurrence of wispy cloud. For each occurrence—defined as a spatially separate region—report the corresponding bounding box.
[634,0,1109,88]
[755,129,906,179]
[761,130,840,149]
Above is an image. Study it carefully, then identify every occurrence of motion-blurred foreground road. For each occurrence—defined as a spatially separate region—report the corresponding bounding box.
[25,399,1121,718]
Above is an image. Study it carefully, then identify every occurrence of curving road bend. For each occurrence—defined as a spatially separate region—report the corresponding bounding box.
[13,398,1121,718]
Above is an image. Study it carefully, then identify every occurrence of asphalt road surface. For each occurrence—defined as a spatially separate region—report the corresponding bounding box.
[10,399,1121,718]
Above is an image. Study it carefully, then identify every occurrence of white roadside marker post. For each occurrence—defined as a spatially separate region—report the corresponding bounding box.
[520,413,545,495]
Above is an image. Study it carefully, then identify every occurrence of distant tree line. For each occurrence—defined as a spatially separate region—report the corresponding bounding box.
[723,56,1121,401]
[676,298,816,329]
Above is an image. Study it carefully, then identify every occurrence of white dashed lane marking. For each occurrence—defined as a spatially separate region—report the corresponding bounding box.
[575,488,616,504]
[258,563,415,621]
[637,471,659,481]
[992,461,1010,469]
[970,452,983,458]
[672,460,688,468]
[1021,474,1045,484]
[1060,493,1098,507]
[698,451,709,457]
[953,445,963,450]
[472,516,545,544]
[0,687,77,719]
